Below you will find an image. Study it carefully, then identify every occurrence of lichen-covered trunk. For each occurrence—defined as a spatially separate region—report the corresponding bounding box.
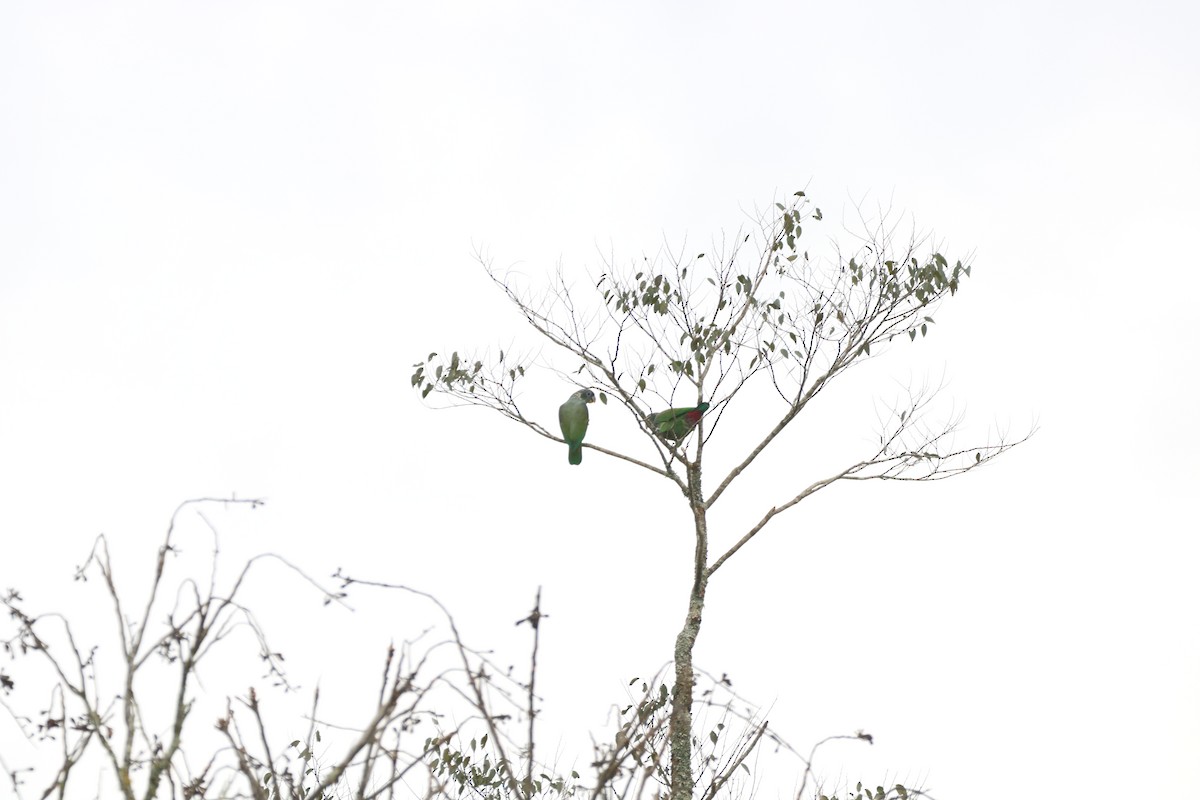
[670,469,708,800]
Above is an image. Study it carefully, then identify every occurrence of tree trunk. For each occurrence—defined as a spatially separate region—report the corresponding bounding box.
[669,469,708,800]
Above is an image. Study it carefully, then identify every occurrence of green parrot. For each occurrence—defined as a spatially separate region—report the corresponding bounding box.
[558,389,596,465]
[648,402,710,441]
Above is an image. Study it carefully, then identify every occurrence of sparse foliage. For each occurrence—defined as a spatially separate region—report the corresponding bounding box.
[2,497,930,800]
[411,193,1030,800]
[0,501,580,800]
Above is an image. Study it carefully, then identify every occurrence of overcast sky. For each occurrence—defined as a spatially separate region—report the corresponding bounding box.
[1,2,1197,799]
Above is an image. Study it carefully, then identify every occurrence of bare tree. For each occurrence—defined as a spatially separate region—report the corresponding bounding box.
[1,497,299,800]
[411,193,1031,800]
[0,500,586,800]
[1,493,933,800]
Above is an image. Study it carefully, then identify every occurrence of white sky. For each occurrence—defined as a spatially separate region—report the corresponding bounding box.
[1,2,1197,798]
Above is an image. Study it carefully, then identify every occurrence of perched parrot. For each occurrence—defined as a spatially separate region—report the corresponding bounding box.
[648,402,710,441]
[558,389,596,465]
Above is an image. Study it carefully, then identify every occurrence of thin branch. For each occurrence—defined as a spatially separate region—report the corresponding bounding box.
[708,464,859,577]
